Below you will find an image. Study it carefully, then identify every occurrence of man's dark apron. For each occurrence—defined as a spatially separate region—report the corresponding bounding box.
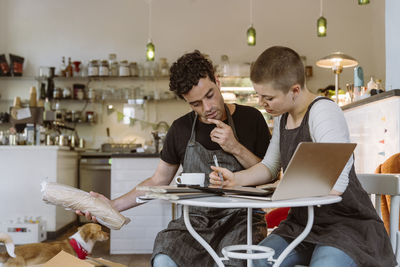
[152,105,267,267]
[272,97,396,267]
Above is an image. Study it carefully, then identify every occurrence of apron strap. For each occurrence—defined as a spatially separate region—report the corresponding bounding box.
[224,104,239,140]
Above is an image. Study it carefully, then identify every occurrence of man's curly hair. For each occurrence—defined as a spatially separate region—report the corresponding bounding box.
[169,50,216,99]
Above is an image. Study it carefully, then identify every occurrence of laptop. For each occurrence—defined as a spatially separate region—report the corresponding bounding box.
[194,142,356,201]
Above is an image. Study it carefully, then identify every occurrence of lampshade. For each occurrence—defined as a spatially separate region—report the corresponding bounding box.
[316,52,358,105]
[317,16,327,37]
[316,52,358,69]
[247,25,256,46]
[358,0,370,5]
[146,40,155,61]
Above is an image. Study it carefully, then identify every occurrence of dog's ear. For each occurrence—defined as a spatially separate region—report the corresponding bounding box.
[79,224,92,243]
[80,223,104,242]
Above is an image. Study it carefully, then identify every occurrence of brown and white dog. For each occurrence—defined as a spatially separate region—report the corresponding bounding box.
[0,223,109,267]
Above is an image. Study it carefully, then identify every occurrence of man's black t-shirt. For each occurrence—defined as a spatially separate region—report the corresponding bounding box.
[161,104,271,165]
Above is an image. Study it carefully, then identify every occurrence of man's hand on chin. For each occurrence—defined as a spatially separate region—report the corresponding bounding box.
[208,118,239,154]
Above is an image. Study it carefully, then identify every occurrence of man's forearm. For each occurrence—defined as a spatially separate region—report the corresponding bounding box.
[231,143,261,169]
[112,177,163,212]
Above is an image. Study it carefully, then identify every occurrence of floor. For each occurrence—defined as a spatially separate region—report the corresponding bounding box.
[0,224,152,267]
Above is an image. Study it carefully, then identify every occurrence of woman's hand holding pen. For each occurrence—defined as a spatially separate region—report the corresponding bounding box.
[209,166,237,187]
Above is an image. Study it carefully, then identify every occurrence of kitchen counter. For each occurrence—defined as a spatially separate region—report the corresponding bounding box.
[111,152,160,158]
[343,91,400,173]
[79,151,159,158]
[80,151,112,157]
[342,89,400,110]
[0,145,71,151]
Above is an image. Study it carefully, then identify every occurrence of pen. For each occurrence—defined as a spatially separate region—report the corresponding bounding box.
[213,154,224,184]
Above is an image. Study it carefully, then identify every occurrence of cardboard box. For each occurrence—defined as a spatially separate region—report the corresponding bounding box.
[29,251,127,267]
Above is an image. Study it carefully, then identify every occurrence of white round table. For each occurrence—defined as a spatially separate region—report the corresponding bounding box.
[172,195,341,267]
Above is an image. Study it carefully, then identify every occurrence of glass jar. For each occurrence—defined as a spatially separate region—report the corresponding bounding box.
[88,88,96,101]
[53,87,62,99]
[119,60,130,76]
[130,62,139,77]
[62,87,72,99]
[86,111,96,123]
[108,53,119,76]
[159,58,169,77]
[99,60,109,76]
[88,60,99,77]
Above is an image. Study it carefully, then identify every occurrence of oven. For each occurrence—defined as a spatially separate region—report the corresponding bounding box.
[79,155,111,223]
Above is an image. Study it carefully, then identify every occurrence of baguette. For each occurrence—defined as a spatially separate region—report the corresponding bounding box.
[41,181,130,230]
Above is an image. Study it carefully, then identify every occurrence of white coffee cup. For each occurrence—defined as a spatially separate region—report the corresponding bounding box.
[174,173,205,186]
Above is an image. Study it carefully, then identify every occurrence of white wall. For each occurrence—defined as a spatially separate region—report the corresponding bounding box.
[386,0,400,90]
[0,0,385,147]
[0,0,385,89]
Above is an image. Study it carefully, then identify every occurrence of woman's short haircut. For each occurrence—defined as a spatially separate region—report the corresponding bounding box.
[250,46,305,93]
[169,50,216,99]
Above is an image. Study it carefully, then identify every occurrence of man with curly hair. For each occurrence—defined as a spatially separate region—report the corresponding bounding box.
[80,50,271,266]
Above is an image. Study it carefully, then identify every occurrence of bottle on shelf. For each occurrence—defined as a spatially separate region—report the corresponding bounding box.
[43,97,51,121]
[46,77,55,100]
[59,56,66,77]
[40,83,46,100]
[367,77,377,95]
[66,57,73,78]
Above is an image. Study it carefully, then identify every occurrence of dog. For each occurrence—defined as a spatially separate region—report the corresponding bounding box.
[0,223,109,267]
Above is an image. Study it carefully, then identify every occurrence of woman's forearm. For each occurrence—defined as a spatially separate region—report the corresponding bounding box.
[235,162,273,186]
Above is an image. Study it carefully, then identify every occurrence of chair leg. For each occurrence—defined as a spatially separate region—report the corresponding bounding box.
[375,194,382,220]
[390,196,400,252]
[396,232,400,264]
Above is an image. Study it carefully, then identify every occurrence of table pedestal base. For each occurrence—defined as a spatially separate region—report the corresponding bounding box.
[183,205,314,267]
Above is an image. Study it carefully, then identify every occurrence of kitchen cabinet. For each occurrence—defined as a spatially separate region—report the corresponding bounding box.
[0,146,78,235]
[343,90,400,173]
[110,156,172,254]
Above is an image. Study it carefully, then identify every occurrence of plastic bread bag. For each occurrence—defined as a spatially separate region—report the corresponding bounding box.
[41,181,130,230]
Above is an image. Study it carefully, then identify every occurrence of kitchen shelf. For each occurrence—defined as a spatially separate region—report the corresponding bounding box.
[0,76,36,81]
[34,76,170,82]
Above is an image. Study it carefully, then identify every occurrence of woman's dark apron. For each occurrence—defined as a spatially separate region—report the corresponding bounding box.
[272,97,396,267]
[152,105,267,267]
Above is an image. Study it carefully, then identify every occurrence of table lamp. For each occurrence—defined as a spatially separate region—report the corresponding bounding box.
[316,52,358,103]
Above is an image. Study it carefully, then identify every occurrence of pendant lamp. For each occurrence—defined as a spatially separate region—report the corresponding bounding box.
[316,52,358,104]
[146,0,155,61]
[146,41,155,61]
[358,0,370,5]
[317,0,327,37]
[247,0,256,46]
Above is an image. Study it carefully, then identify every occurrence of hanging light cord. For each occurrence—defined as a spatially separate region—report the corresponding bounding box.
[250,0,253,25]
[148,0,152,40]
[320,0,323,17]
